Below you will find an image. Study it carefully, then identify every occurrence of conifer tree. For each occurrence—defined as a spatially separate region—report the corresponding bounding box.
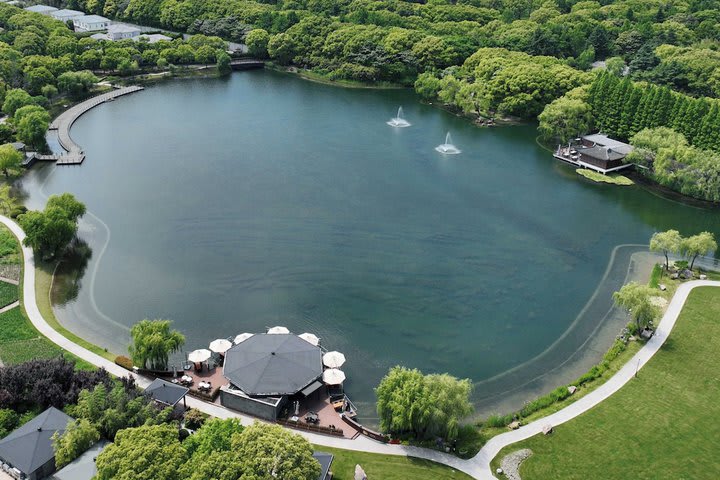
[619,87,641,140]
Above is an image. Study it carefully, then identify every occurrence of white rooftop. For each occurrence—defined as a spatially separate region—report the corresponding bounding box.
[76,14,110,23]
[108,24,141,33]
[582,133,634,155]
[25,5,57,13]
[51,8,84,16]
[135,33,172,43]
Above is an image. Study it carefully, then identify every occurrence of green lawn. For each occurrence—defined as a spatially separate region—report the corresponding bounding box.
[493,286,720,480]
[35,262,117,362]
[0,281,18,308]
[0,307,62,365]
[576,169,634,185]
[314,446,473,480]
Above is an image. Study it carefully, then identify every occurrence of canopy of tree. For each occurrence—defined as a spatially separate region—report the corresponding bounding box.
[18,192,86,260]
[0,357,111,412]
[95,421,321,480]
[128,319,185,370]
[627,127,720,202]
[613,281,660,333]
[376,366,473,441]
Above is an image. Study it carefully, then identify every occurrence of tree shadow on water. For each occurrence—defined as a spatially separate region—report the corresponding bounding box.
[50,238,93,306]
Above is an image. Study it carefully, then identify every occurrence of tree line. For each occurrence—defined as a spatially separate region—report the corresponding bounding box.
[46,0,720,86]
[0,4,231,151]
[588,71,720,150]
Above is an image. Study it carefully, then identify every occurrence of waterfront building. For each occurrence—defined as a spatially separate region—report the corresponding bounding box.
[554,133,634,174]
[220,333,325,421]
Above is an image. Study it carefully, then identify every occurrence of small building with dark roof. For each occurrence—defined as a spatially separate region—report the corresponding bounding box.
[220,333,323,421]
[0,407,74,480]
[554,133,634,174]
[312,452,334,480]
[143,378,189,408]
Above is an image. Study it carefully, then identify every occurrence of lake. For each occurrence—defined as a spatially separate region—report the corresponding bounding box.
[19,70,720,420]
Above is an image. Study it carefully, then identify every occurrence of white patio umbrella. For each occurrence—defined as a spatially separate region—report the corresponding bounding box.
[209,338,232,354]
[298,332,320,346]
[187,349,211,363]
[322,368,346,385]
[234,333,254,344]
[267,326,290,334]
[323,351,346,368]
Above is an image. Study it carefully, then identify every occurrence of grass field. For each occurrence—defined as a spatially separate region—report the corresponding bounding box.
[576,169,634,185]
[0,281,17,308]
[313,446,473,480]
[492,286,720,480]
[0,306,61,365]
[35,262,117,362]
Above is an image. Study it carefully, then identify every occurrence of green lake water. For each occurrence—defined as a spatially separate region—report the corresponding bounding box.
[20,70,720,420]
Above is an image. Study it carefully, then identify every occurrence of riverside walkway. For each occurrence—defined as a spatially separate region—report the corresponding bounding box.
[48,86,144,165]
[1,210,717,479]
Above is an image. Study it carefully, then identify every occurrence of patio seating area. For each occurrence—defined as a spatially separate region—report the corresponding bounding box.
[284,395,355,439]
[170,364,227,400]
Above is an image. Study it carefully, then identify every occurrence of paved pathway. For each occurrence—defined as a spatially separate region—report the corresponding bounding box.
[0,301,19,314]
[1,213,716,479]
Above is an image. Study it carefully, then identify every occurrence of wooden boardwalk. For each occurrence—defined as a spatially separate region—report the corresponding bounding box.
[46,86,144,166]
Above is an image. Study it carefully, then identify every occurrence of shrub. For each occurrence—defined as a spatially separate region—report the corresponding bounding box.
[626,321,639,336]
[0,357,112,411]
[9,205,27,219]
[178,428,190,441]
[674,260,689,270]
[114,355,133,370]
[483,414,513,428]
[183,408,208,430]
[0,408,19,438]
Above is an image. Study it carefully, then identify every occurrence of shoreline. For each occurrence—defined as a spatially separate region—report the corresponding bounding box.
[7,208,718,479]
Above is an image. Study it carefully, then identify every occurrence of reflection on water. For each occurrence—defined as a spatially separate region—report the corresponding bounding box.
[51,239,92,306]
[19,70,720,421]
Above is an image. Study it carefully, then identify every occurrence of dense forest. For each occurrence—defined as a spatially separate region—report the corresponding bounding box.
[6,0,720,199]
[0,3,229,151]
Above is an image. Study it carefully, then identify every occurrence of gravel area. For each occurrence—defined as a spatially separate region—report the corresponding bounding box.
[0,264,20,282]
[499,449,533,480]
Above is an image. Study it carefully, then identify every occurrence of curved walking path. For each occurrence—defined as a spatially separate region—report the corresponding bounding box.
[48,86,144,163]
[1,212,717,479]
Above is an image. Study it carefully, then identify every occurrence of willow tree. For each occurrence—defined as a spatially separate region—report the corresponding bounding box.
[129,319,185,370]
[376,366,473,441]
[681,232,717,269]
[649,229,682,271]
[613,282,660,333]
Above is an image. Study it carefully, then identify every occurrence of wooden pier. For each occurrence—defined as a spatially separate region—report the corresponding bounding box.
[43,86,144,167]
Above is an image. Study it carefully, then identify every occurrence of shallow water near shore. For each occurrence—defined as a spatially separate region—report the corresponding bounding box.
[19,70,720,421]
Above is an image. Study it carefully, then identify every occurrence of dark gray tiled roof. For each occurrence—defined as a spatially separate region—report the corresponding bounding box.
[144,378,189,406]
[0,407,74,475]
[223,334,322,396]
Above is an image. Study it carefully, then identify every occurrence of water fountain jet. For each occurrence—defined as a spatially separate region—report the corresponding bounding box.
[387,106,411,127]
[435,132,461,154]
